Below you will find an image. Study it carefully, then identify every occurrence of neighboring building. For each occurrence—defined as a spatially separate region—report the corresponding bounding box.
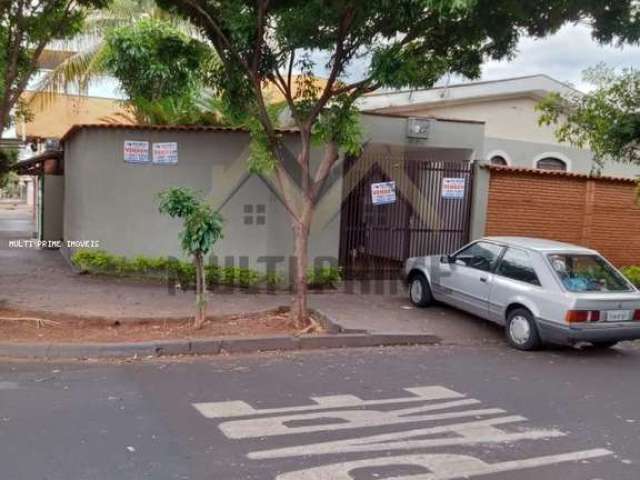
[358,74,640,179]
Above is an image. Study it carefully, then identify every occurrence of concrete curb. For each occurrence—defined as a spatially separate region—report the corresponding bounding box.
[0,333,440,360]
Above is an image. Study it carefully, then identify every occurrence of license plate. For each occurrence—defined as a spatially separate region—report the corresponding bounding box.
[606,310,632,322]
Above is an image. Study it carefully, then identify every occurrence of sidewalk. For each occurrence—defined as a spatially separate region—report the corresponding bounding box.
[0,203,502,345]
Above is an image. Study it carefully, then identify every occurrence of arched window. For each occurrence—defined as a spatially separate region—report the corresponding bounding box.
[490,155,508,166]
[536,157,567,171]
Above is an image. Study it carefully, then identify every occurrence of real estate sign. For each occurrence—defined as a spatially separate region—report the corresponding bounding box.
[371,181,397,205]
[441,177,466,199]
[123,140,150,164]
[152,142,178,165]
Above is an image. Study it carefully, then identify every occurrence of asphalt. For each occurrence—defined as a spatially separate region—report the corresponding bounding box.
[2,343,640,479]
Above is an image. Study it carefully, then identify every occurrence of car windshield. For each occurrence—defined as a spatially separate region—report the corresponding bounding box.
[548,254,631,292]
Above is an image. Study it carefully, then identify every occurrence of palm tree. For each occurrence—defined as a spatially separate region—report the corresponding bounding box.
[29,0,200,110]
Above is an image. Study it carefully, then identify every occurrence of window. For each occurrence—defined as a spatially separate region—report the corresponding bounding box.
[548,254,631,292]
[497,248,541,286]
[453,241,503,272]
[536,157,567,171]
[490,155,508,166]
[243,204,266,225]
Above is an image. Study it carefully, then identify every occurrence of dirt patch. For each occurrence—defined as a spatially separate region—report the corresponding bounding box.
[0,307,320,343]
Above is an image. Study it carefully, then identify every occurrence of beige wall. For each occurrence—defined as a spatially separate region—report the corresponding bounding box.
[377,96,640,179]
[391,96,559,145]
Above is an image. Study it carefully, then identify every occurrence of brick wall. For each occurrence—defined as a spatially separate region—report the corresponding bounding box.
[485,167,640,266]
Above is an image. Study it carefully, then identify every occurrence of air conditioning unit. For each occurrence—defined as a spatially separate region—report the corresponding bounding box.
[406,117,432,139]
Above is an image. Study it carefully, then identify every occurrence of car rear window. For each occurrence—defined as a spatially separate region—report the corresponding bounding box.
[547,254,631,292]
[497,248,541,286]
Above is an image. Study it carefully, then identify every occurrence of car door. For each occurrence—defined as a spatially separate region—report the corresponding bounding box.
[489,247,543,325]
[437,241,504,318]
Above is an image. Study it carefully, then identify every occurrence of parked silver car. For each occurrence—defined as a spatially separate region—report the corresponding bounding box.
[404,237,640,350]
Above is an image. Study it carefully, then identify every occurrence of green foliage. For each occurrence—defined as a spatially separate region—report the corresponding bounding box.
[312,95,363,157]
[306,266,343,289]
[103,18,210,103]
[621,266,640,288]
[0,148,18,188]
[127,95,222,126]
[70,249,284,289]
[158,187,224,257]
[537,64,640,167]
[0,0,108,131]
[158,187,199,219]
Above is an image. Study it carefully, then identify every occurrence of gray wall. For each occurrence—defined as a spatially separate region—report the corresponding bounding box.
[42,175,64,242]
[63,127,342,272]
[361,114,485,159]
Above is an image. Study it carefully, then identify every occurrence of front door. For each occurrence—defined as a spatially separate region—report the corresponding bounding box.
[437,241,504,318]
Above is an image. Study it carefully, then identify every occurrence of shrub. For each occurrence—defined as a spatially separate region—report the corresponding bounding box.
[71,249,280,289]
[306,266,343,289]
[72,249,119,273]
[621,266,640,288]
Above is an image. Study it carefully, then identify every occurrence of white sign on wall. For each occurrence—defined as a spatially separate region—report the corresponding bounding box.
[442,177,466,199]
[371,181,397,205]
[153,142,179,165]
[123,140,150,164]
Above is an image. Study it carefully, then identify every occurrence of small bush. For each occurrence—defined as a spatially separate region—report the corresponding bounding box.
[621,266,640,288]
[72,249,119,272]
[71,249,280,289]
[306,266,343,289]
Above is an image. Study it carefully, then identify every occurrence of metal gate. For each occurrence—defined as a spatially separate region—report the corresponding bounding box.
[339,149,474,279]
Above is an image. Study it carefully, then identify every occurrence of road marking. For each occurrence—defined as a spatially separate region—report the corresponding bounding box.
[275,449,613,480]
[248,416,564,459]
[193,386,464,418]
[193,385,616,478]
[219,399,491,439]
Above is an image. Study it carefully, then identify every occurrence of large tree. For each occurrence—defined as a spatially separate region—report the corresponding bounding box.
[538,64,640,168]
[157,0,640,327]
[0,0,109,136]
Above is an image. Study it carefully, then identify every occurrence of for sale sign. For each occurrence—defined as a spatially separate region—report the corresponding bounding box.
[371,181,396,205]
[153,142,178,165]
[123,140,150,164]
[441,177,466,199]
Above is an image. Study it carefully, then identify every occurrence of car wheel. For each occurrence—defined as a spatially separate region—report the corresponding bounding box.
[409,273,432,308]
[506,308,541,351]
[590,341,618,349]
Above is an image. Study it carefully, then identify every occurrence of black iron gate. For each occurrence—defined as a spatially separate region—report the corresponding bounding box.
[339,149,474,279]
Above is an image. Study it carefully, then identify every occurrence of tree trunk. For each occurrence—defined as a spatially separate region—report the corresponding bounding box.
[290,213,311,329]
[194,253,208,329]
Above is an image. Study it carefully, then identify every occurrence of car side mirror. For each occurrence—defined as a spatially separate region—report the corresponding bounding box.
[440,255,453,264]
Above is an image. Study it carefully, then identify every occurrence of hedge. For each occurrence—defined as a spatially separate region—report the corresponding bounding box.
[71,249,342,289]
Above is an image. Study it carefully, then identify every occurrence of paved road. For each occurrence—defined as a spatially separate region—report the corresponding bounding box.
[2,343,640,479]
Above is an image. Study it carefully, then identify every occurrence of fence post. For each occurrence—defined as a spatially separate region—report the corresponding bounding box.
[581,179,596,247]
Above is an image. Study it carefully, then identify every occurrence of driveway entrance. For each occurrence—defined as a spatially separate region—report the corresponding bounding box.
[339,149,474,279]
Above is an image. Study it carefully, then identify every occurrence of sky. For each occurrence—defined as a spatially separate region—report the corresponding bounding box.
[479,24,640,92]
[35,23,640,99]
